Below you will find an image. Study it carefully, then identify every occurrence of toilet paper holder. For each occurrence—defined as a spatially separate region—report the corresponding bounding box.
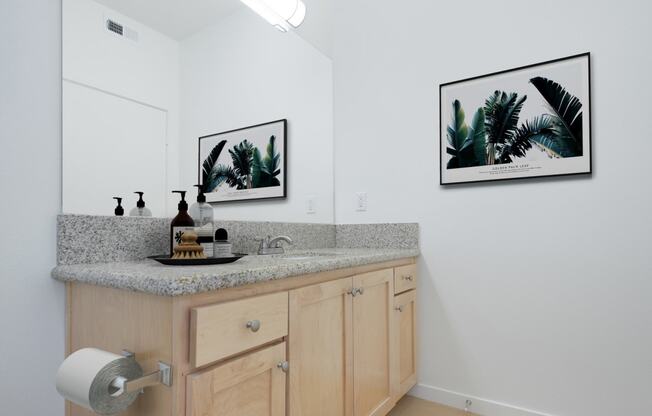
[108,350,172,397]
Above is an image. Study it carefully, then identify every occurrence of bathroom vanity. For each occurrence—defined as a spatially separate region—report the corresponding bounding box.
[60,255,417,416]
[53,216,419,416]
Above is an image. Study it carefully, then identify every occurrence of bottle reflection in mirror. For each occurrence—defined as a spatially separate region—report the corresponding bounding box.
[113,197,124,216]
[129,192,152,217]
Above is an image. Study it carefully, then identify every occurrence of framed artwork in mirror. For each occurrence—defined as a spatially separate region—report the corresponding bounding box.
[199,119,287,203]
[440,53,591,185]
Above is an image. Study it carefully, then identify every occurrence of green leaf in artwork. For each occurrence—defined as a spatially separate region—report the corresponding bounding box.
[252,135,282,188]
[530,76,583,156]
[496,116,554,163]
[446,100,469,153]
[446,101,486,168]
[483,90,527,164]
[468,108,487,166]
[526,116,577,158]
[202,140,227,192]
[229,140,255,189]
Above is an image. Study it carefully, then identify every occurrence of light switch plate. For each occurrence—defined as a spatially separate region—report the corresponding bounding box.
[355,192,368,212]
[306,196,317,214]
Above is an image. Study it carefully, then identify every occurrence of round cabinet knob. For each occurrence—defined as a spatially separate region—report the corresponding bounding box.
[246,320,261,332]
[277,361,289,373]
[395,305,404,312]
[403,275,413,281]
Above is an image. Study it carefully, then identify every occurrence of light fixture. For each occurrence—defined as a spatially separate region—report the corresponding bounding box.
[239,0,306,32]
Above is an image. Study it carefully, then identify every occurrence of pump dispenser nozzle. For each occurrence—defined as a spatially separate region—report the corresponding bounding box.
[134,191,145,208]
[171,190,189,211]
[193,184,207,203]
[113,197,124,216]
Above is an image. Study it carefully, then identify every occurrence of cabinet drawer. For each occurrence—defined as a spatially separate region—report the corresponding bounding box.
[394,264,417,294]
[190,292,289,368]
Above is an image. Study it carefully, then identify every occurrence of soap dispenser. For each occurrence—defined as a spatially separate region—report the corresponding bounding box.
[129,192,152,217]
[189,185,214,257]
[170,191,195,255]
[113,197,124,216]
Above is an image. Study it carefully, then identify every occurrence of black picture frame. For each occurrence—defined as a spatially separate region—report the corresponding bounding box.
[198,119,287,203]
[439,52,592,186]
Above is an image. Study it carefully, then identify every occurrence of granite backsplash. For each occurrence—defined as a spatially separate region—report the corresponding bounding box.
[57,214,418,265]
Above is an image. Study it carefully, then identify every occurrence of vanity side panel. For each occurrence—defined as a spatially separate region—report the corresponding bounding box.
[67,283,174,416]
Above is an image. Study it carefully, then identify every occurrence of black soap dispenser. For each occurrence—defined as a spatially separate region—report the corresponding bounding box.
[170,191,195,255]
[113,197,124,216]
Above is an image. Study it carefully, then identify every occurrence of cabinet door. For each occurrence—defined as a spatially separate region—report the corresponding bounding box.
[393,290,417,399]
[186,342,286,416]
[288,278,354,416]
[352,269,395,416]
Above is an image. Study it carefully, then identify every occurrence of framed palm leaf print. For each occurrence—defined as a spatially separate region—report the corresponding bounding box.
[199,119,287,203]
[440,53,592,185]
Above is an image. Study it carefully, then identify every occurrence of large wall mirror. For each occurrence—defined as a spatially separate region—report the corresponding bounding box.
[62,0,334,223]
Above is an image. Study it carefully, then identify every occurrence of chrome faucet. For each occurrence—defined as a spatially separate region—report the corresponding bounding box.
[256,235,294,255]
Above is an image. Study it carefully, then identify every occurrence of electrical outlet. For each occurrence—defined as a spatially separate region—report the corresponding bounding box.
[464,399,473,412]
[355,192,368,212]
[306,196,317,214]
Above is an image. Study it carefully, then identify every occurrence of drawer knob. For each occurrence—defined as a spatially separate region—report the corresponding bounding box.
[403,275,413,281]
[395,305,404,312]
[277,361,289,373]
[246,320,261,332]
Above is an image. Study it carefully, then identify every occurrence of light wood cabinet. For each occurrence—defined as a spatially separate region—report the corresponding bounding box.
[288,269,396,416]
[288,277,353,416]
[65,257,417,416]
[353,269,395,416]
[393,290,417,398]
[186,342,287,416]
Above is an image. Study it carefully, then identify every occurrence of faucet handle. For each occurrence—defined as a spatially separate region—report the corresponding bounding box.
[254,236,270,249]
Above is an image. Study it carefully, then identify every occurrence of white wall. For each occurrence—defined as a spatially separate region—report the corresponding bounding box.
[0,0,64,413]
[63,0,179,216]
[333,1,652,415]
[179,9,334,223]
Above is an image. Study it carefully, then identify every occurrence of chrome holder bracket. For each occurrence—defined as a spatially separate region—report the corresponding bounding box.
[111,351,173,396]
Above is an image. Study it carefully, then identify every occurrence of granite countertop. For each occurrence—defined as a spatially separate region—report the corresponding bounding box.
[52,248,419,296]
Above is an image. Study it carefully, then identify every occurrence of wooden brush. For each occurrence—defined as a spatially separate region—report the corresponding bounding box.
[171,230,206,260]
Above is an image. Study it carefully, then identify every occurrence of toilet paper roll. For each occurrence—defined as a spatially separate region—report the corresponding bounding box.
[56,348,143,415]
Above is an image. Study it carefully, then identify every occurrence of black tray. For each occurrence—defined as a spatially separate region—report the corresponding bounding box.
[148,254,247,266]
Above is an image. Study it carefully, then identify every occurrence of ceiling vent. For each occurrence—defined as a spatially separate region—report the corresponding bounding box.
[105,18,139,42]
[106,19,123,36]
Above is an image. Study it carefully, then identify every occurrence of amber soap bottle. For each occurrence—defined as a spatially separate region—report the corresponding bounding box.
[170,191,195,256]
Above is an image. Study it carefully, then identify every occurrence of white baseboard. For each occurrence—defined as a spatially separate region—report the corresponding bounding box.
[409,383,558,416]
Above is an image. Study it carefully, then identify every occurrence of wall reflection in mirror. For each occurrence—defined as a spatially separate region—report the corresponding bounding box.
[62,0,334,223]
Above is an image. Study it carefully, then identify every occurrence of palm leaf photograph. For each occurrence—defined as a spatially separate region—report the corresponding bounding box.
[439,53,591,185]
[198,119,287,202]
